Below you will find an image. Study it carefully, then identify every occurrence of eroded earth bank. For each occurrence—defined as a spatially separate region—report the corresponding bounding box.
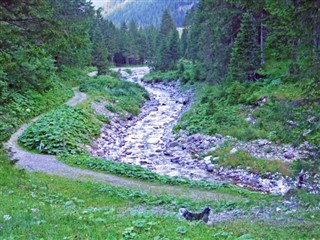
[89,67,319,195]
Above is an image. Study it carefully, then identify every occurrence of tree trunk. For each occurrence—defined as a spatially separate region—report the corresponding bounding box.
[313,13,319,63]
[260,13,265,65]
[292,37,299,62]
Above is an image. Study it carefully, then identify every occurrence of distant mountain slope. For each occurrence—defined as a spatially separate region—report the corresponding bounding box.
[92,0,198,27]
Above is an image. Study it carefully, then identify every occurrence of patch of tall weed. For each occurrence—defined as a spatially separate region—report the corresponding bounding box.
[19,105,100,155]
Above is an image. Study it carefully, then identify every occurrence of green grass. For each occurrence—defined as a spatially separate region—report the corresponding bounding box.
[1,149,319,239]
[79,75,149,116]
[210,147,292,176]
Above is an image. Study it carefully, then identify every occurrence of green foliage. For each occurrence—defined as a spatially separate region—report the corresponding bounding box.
[154,10,180,71]
[229,12,260,82]
[0,46,56,94]
[49,0,94,68]
[176,78,319,145]
[19,105,100,155]
[96,114,110,124]
[0,82,73,142]
[60,154,252,195]
[91,11,109,75]
[143,71,179,82]
[253,100,320,145]
[185,0,242,82]
[211,147,291,175]
[80,75,149,115]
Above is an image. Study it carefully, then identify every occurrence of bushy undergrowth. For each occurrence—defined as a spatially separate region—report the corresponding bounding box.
[0,82,73,142]
[19,105,100,155]
[143,70,179,82]
[80,75,149,115]
[60,154,254,196]
[175,78,319,145]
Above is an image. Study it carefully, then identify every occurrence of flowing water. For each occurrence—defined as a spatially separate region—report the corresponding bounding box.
[90,67,294,194]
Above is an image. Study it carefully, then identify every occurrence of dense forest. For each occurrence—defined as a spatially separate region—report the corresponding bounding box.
[1,0,320,239]
[0,0,155,140]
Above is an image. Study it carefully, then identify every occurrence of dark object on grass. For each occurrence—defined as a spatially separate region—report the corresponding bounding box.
[297,169,304,189]
[179,207,211,223]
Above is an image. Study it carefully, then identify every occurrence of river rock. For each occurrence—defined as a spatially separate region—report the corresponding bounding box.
[230,148,238,154]
[96,149,104,157]
[215,134,223,140]
[284,151,294,159]
[164,150,173,156]
[170,157,180,164]
[204,155,212,162]
[257,139,269,147]
[176,97,189,105]
[206,164,214,172]
[168,141,180,148]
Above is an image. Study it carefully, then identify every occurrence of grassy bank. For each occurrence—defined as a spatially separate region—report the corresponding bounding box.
[1,150,319,239]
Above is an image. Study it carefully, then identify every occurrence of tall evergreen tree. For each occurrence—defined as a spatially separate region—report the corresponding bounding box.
[155,9,179,71]
[91,10,109,75]
[186,0,242,82]
[229,12,260,82]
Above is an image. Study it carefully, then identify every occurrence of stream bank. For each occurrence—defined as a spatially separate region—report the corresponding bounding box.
[89,67,319,194]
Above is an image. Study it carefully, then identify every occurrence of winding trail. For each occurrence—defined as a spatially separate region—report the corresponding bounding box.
[4,86,239,202]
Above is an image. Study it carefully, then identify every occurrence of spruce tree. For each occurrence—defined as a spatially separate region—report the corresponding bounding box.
[155,9,179,71]
[229,12,259,82]
[91,11,109,75]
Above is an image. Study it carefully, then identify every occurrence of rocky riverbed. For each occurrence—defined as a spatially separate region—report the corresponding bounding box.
[89,67,319,195]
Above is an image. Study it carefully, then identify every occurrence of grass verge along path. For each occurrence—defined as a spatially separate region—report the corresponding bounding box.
[4,88,241,202]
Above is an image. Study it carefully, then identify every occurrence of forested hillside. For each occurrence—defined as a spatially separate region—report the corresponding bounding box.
[176,0,320,149]
[0,0,156,141]
[1,0,320,239]
[93,0,198,27]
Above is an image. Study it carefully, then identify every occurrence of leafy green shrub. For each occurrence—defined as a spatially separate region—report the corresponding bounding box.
[143,71,179,82]
[79,76,117,93]
[124,68,133,74]
[58,66,93,87]
[105,103,117,113]
[0,82,73,142]
[96,114,110,124]
[19,105,100,155]
[176,98,265,141]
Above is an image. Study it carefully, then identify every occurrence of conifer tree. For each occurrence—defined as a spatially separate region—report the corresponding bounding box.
[91,10,109,75]
[155,9,179,71]
[229,12,260,82]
